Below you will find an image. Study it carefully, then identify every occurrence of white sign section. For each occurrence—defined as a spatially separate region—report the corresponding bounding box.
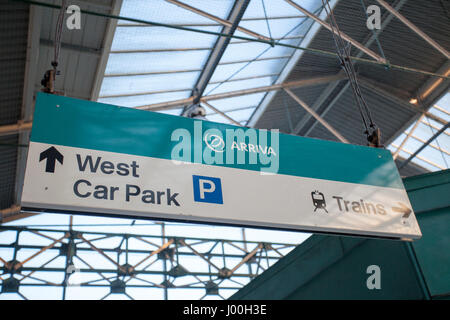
[23,142,421,239]
[21,93,422,240]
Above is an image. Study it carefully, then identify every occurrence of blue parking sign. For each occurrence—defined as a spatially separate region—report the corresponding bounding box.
[193,175,223,204]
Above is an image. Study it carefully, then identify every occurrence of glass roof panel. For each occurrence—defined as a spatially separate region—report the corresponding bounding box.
[237,17,309,39]
[204,75,276,95]
[244,0,319,18]
[206,105,256,115]
[207,107,257,125]
[105,50,211,75]
[227,107,257,121]
[210,59,288,83]
[99,72,200,97]
[99,0,235,111]
[111,26,221,51]
[205,93,267,111]
[204,0,322,122]
[388,92,450,172]
[221,41,296,63]
[99,0,323,125]
[98,90,191,108]
[119,0,232,24]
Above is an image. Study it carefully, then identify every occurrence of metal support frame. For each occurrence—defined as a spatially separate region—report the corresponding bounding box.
[304,81,350,137]
[358,77,448,126]
[284,88,349,143]
[135,74,345,111]
[0,121,32,137]
[0,206,36,224]
[201,101,243,126]
[392,113,425,160]
[0,224,297,300]
[398,122,450,169]
[98,74,281,99]
[103,55,291,78]
[417,62,450,104]
[0,75,344,136]
[284,0,387,63]
[165,0,270,42]
[118,15,308,28]
[40,38,101,56]
[419,118,450,138]
[293,0,408,137]
[375,0,450,59]
[407,133,450,157]
[392,143,446,171]
[247,0,340,127]
[292,73,344,135]
[189,0,250,104]
[13,5,42,208]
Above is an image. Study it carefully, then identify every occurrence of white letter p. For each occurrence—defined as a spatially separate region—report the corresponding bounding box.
[199,179,215,199]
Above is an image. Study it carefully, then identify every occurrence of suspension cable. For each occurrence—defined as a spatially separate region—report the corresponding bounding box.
[322,0,382,146]
[52,0,67,70]
[40,0,67,93]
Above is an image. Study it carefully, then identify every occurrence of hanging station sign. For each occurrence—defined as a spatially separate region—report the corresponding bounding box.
[21,93,422,240]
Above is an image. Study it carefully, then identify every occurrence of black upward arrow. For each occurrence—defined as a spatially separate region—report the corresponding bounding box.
[39,146,64,173]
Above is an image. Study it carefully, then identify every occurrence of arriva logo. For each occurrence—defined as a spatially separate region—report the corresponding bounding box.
[204,133,225,153]
[171,121,279,174]
[231,141,277,157]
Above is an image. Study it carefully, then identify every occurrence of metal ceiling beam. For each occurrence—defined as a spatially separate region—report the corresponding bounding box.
[293,0,409,137]
[393,143,446,171]
[375,0,450,59]
[0,206,36,224]
[103,56,290,78]
[284,88,349,143]
[383,60,450,147]
[117,15,308,27]
[100,88,191,99]
[392,113,425,160]
[201,101,243,126]
[110,47,212,53]
[3,76,344,132]
[136,74,345,111]
[284,0,387,63]
[247,0,340,127]
[303,81,350,137]
[0,121,33,137]
[90,0,123,101]
[409,133,450,156]
[398,122,450,169]
[206,105,257,116]
[13,5,42,208]
[292,72,344,135]
[40,38,101,56]
[230,35,304,45]
[416,61,450,105]
[190,0,250,105]
[419,118,450,138]
[358,76,448,126]
[165,0,270,42]
[99,74,280,99]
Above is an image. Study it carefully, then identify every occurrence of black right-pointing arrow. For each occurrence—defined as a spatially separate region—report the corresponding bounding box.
[392,202,412,218]
[39,146,64,173]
